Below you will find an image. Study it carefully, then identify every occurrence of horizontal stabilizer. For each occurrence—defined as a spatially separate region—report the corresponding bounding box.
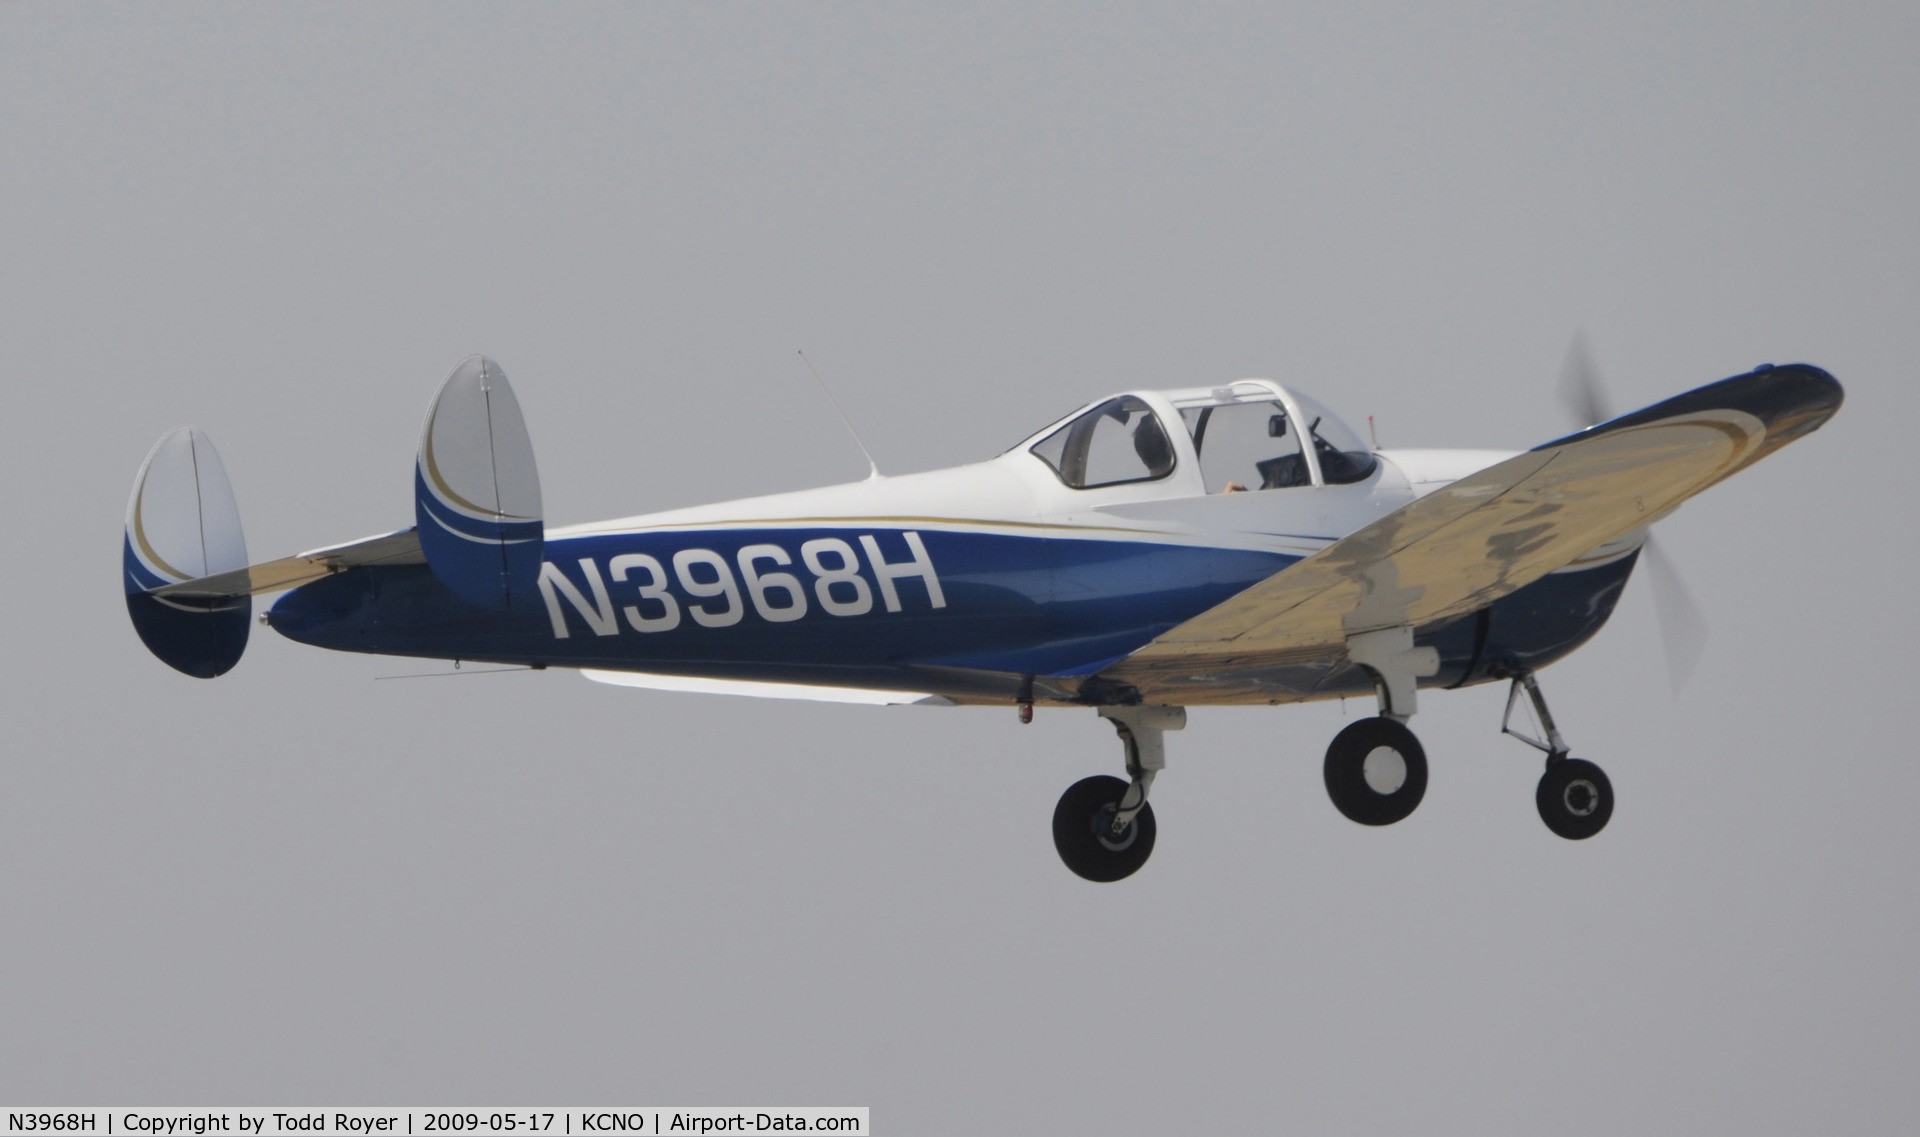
[415,355,544,609]
[124,426,250,677]
[152,528,425,600]
[582,669,954,706]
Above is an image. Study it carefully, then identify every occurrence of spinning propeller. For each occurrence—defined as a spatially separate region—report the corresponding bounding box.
[1557,333,1710,694]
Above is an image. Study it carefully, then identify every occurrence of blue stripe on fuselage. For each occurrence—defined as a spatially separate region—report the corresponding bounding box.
[266,526,1296,679]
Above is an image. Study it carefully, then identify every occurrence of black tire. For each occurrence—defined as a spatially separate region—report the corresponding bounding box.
[1323,716,1428,826]
[1052,775,1157,882]
[1537,757,1613,840]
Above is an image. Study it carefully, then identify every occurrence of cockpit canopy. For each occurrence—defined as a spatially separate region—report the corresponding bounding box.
[1023,380,1376,493]
[1029,396,1178,489]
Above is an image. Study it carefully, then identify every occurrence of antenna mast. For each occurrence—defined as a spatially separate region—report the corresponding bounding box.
[797,351,882,480]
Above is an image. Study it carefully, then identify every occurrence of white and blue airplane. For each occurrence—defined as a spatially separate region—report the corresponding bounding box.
[124,355,1842,880]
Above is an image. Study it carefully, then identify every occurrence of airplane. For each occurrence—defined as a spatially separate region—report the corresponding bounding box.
[123,354,1843,881]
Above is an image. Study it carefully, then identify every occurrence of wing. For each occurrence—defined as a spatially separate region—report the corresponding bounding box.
[581,669,955,706]
[151,528,426,600]
[1108,364,1842,684]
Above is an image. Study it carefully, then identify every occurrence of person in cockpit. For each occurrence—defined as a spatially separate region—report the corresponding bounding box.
[1132,414,1175,479]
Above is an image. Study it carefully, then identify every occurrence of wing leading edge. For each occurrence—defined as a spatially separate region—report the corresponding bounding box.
[1107,364,1842,686]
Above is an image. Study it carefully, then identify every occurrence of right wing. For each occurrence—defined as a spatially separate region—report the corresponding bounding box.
[581,669,955,706]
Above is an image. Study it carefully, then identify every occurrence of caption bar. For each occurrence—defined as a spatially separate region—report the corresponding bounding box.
[1,1113,867,1137]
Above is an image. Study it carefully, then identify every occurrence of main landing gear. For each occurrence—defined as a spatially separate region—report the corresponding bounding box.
[1323,625,1438,827]
[1324,715,1428,825]
[1052,705,1184,882]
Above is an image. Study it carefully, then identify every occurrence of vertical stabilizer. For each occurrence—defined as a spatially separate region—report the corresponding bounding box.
[123,426,250,677]
[414,355,545,609]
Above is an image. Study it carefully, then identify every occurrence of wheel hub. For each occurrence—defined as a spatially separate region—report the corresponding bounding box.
[1563,779,1599,817]
[1362,746,1408,795]
[1093,804,1138,852]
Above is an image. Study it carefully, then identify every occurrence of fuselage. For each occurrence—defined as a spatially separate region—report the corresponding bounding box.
[267,381,1641,706]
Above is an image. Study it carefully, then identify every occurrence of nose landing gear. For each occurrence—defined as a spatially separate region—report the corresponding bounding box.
[1501,670,1614,840]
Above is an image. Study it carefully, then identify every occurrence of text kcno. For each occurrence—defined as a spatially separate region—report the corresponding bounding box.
[540,530,946,639]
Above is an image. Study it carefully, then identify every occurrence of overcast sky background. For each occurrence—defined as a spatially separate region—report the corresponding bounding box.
[3,3,1917,1132]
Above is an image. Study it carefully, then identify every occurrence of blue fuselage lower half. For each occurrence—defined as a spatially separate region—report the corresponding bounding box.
[266,525,1636,705]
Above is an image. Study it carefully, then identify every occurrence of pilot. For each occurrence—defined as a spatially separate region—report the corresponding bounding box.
[1132,415,1174,478]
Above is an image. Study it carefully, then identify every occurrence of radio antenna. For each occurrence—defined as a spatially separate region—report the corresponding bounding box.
[375,665,537,680]
[797,350,882,480]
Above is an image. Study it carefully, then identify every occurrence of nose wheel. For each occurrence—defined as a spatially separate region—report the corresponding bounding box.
[1502,670,1614,840]
[1537,757,1614,840]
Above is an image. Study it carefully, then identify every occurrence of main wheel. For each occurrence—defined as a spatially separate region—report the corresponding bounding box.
[1324,716,1428,826]
[1537,757,1613,840]
[1052,775,1156,882]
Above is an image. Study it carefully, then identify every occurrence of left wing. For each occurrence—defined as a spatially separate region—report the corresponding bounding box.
[1108,364,1842,683]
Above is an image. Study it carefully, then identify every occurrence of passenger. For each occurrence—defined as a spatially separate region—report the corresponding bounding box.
[1133,416,1175,478]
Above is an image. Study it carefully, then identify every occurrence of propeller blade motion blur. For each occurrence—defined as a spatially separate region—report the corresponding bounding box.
[1553,331,1713,697]
[1643,537,1710,695]
[1559,329,1615,429]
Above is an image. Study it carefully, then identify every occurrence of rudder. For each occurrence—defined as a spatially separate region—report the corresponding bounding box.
[414,355,545,609]
[123,426,250,677]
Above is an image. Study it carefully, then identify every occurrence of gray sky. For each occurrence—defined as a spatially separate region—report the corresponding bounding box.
[4,3,1917,1132]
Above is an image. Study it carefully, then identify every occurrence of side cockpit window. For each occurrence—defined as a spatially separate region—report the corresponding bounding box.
[1030,396,1177,489]
[1175,386,1377,492]
[1179,400,1310,492]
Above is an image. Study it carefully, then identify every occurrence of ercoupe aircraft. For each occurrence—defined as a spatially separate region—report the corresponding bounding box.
[125,355,1842,880]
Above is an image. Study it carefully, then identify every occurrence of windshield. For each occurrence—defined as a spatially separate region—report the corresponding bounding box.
[1287,391,1377,484]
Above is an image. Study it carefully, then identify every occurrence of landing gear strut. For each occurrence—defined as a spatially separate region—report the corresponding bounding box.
[1052,705,1184,882]
[1501,671,1614,840]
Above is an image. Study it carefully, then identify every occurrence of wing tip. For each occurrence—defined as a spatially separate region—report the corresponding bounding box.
[1534,362,1843,452]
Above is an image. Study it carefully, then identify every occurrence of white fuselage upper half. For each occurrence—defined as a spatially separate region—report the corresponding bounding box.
[552,380,1536,564]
